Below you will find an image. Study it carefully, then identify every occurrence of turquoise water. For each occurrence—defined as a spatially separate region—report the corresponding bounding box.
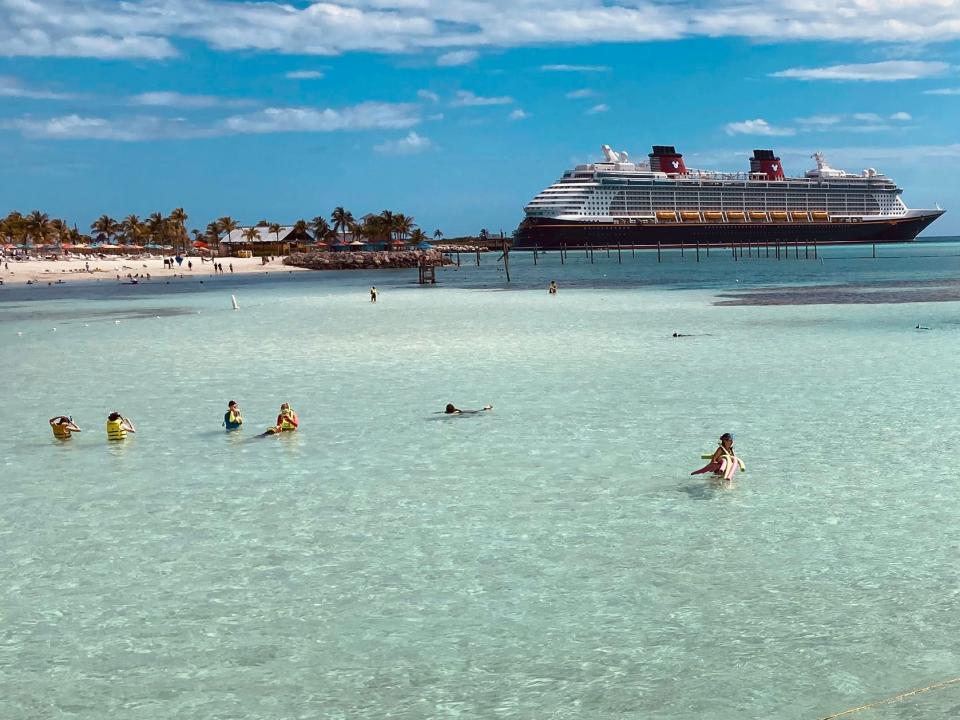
[3,242,960,719]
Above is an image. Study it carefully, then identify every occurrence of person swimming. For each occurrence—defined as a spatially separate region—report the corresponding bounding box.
[258,402,299,436]
[49,415,81,439]
[106,412,136,441]
[442,403,493,415]
[223,400,243,431]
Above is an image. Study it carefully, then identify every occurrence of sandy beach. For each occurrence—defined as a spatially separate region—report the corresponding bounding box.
[0,255,308,286]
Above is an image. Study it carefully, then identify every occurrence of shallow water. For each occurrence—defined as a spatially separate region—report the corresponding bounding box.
[3,241,960,719]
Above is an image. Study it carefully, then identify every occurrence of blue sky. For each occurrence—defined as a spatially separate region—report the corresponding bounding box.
[1,0,959,236]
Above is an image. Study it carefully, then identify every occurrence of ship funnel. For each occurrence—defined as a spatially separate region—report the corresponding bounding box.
[750,149,784,180]
[649,145,687,176]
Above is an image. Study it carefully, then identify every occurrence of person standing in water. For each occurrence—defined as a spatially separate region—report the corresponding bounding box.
[370,286,378,303]
[548,280,558,295]
[223,401,243,431]
[49,415,81,439]
[106,412,136,441]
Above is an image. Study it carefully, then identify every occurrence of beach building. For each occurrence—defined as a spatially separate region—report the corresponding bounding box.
[220,225,314,257]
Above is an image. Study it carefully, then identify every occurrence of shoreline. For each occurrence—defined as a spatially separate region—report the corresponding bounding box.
[0,255,308,286]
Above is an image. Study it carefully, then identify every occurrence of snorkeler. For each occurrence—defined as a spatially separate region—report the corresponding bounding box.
[106,412,136,441]
[223,400,243,431]
[49,415,81,439]
[691,433,744,480]
[442,403,493,415]
[258,403,299,436]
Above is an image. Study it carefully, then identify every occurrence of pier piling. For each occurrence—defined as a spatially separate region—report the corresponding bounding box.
[657,239,661,263]
[617,243,622,264]
[695,240,700,262]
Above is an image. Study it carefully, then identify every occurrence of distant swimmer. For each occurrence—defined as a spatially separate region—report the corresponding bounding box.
[672,332,691,337]
[106,412,136,441]
[691,432,744,481]
[370,286,378,303]
[548,280,558,295]
[49,415,81,440]
[916,323,931,330]
[223,400,243,431]
[259,402,299,436]
[442,403,493,415]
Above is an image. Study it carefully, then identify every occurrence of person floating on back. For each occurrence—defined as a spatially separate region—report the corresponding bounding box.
[49,415,81,440]
[106,412,136,441]
[442,403,493,415]
[259,402,299,436]
[691,432,744,480]
[548,280,558,295]
[223,400,243,431]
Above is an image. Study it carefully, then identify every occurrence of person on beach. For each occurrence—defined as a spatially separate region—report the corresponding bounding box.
[370,286,378,303]
[229,263,234,273]
[175,254,183,267]
[442,403,493,415]
[49,415,81,439]
[223,401,243,431]
[548,280,558,295]
[188,261,193,271]
[106,412,136,441]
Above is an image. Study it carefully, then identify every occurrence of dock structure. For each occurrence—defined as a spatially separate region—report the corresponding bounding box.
[417,255,438,284]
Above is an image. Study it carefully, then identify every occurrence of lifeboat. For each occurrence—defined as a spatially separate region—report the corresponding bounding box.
[726,211,746,222]
[656,210,678,222]
[770,211,789,222]
[680,211,700,222]
[811,211,829,221]
[703,211,724,222]
[791,211,809,221]
[749,211,767,221]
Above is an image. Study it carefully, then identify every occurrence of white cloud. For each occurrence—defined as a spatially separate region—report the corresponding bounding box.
[586,103,609,115]
[131,91,223,108]
[4,101,422,141]
[373,130,433,154]
[4,2,960,61]
[771,61,950,82]
[0,76,75,100]
[451,90,513,107]
[541,64,611,72]
[286,70,324,79]
[417,89,439,102]
[1,114,196,141]
[796,115,842,126]
[725,118,795,136]
[890,111,912,121]
[437,50,478,66]
[222,102,421,134]
[852,112,883,122]
[924,88,960,95]
[509,108,529,120]
[565,88,595,99]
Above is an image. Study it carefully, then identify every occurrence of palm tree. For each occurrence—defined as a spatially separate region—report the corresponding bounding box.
[242,227,260,242]
[310,216,330,243]
[25,210,50,245]
[409,228,428,247]
[122,214,143,245]
[379,210,395,241]
[205,222,220,244]
[331,207,354,245]
[268,222,282,244]
[433,229,443,241]
[217,216,238,242]
[168,208,188,253]
[49,218,68,246]
[3,212,25,244]
[147,212,167,247]
[90,214,116,244]
[290,219,309,254]
[359,215,387,245]
[392,213,415,243]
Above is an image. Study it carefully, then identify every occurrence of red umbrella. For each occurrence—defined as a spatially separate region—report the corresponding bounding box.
[193,240,208,248]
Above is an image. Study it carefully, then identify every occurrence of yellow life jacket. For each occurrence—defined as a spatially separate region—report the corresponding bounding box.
[106,418,126,441]
[51,422,71,439]
[280,410,298,431]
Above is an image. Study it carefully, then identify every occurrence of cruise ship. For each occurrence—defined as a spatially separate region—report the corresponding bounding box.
[514,145,944,249]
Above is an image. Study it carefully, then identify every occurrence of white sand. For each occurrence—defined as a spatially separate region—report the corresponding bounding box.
[0,255,307,286]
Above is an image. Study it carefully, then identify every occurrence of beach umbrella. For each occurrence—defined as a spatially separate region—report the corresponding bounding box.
[193,240,208,249]
[416,240,434,250]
